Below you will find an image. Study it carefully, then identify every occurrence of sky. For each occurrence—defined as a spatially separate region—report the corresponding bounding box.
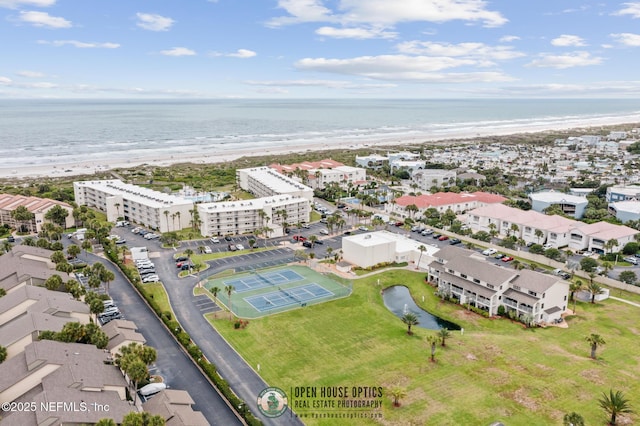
[2,0,640,99]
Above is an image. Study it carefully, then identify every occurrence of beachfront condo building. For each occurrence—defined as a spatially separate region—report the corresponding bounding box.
[0,194,75,233]
[268,159,367,190]
[236,166,314,200]
[73,180,194,233]
[198,194,310,238]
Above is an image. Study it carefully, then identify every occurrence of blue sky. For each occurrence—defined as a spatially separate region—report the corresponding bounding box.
[2,0,640,98]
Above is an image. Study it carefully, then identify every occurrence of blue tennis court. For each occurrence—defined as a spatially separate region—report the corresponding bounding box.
[245,283,334,312]
[222,269,304,293]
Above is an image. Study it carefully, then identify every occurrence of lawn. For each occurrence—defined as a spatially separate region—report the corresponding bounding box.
[208,269,639,426]
[139,282,172,313]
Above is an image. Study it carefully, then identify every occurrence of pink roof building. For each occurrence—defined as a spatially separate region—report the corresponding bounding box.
[390,192,506,216]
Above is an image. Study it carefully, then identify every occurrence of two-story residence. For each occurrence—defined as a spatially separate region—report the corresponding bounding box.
[428,246,569,324]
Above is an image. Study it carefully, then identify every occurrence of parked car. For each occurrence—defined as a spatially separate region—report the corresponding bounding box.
[314,239,324,245]
[302,240,313,248]
[438,235,449,241]
[421,229,434,236]
[293,235,306,242]
[7,236,15,242]
[301,223,310,229]
[449,238,462,245]
[224,235,232,241]
[320,229,329,235]
[235,244,245,250]
[543,243,553,250]
[175,256,188,262]
[228,244,237,251]
[210,237,220,243]
[395,222,404,227]
[204,246,212,254]
[115,238,126,244]
[432,233,442,239]
[142,274,160,283]
[623,256,638,265]
[501,256,514,262]
[494,253,506,259]
[482,248,497,256]
[358,226,368,231]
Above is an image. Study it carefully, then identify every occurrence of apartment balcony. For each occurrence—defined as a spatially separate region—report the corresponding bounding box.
[503,299,518,309]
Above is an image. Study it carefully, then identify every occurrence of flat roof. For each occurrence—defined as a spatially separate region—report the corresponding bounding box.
[529,191,588,204]
[74,180,193,208]
[199,194,307,213]
[239,167,312,193]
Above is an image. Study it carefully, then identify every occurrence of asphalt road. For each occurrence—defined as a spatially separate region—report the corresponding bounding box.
[66,242,242,425]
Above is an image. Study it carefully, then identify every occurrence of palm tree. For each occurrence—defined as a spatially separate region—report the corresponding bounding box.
[587,281,604,304]
[388,386,406,407]
[534,229,544,244]
[599,389,633,425]
[416,245,426,270]
[585,333,605,359]
[562,412,584,426]
[308,234,318,248]
[401,312,419,335]
[570,280,583,313]
[210,286,220,300]
[438,328,451,347]
[604,238,619,254]
[426,335,438,362]
[224,284,235,316]
[163,210,170,232]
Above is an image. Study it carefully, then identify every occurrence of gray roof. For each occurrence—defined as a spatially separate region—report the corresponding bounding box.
[144,390,210,426]
[0,312,79,347]
[545,306,562,314]
[435,270,497,299]
[0,285,89,322]
[503,288,539,306]
[104,320,147,351]
[510,269,560,294]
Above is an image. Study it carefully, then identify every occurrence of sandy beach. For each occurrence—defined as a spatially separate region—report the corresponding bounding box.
[2,114,639,180]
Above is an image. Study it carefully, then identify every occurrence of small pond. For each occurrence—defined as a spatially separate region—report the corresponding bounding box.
[382,285,460,331]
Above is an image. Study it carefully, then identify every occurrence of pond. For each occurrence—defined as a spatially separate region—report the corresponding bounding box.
[382,285,460,331]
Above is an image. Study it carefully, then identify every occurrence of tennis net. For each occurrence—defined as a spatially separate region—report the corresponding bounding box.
[253,270,276,287]
[279,287,300,302]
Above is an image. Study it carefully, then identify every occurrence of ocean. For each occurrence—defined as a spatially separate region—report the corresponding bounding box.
[2,98,640,168]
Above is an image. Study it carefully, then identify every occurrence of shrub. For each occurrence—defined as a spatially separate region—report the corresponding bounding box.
[497,305,506,316]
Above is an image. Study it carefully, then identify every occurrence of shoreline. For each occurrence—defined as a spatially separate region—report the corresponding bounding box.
[2,115,639,180]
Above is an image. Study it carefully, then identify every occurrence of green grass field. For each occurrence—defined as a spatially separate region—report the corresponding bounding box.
[208,269,639,425]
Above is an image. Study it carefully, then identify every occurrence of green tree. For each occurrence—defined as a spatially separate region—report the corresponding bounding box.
[210,286,220,299]
[121,412,166,426]
[585,333,605,359]
[426,335,438,362]
[89,298,105,320]
[604,238,619,254]
[416,245,426,270]
[225,284,235,315]
[123,357,148,406]
[534,228,544,244]
[388,386,407,407]
[580,257,599,273]
[587,281,604,303]
[570,280,583,313]
[562,412,584,426]
[96,418,117,426]
[0,288,6,298]
[0,345,7,363]
[50,250,66,264]
[67,244,81,259]
[44,205,69,227]
[44,274,64,291]
[598,389,633,425]
[401,312,419,335]
[11,205,35,233]
[619,270,638,285]
[438,327,451,347]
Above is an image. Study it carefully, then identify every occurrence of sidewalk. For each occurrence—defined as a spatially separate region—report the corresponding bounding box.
[609,295,640,308]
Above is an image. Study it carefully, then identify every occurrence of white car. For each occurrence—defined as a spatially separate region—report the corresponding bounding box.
[210,237,220,243]
[235,244,245,250]
[623,257,638,265]
[301,223,310,229]
[204,246,212,254]
[320,229,329,235]
[482,248,497,256]
[142,274,160,283]
[543,243,553,250]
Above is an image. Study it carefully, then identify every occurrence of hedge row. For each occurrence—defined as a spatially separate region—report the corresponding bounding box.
[105,247,262,426]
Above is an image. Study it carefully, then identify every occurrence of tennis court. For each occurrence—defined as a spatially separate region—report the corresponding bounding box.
[245,283,333,312]
[205,264,352,318]
[221,268,304,293]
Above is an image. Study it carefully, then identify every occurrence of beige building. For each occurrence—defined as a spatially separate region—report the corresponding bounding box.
[103,319,147,357]
[0,193,74,233]
[342,230,439,269]
[143,389,210,426]
[429,246,569,323]
[199,194,310,238]
[0,286,91,360]
[74,180,194,232]
[0,246,69,294]
[236,166,314,201]
[0,340,133,425]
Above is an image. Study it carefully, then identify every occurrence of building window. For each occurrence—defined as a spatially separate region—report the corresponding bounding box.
[487,284,494,289]
[473,278,480,284]
[460,273,467,279]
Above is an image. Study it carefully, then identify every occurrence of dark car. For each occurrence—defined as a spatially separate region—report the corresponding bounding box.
[224,235,232,241]
[432,233,442,239]
[344,231,352,235]
[494,253,506,259]
[180,263,192,270]
[7,236,15,242]
[314,239,324,245]
[302,240,313,248]
[175,256,188,262]
[449,238,461,245]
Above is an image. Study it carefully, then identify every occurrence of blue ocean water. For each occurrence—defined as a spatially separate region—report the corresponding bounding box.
[1,98,640,167]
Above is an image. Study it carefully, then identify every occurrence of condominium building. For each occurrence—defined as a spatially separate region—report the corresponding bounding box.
[0,193,74,233]
[73,180,194,232]
[529,191,588,219]
[355,154,388,169]
[606,185,640,202]
[199,194,310,238]
[236,167,313,200]
[389,191,506,218]
[429,246,569,324]
[268,159,367,190]
[412,169,457,191]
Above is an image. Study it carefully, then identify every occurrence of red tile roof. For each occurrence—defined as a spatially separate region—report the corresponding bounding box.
[0,194,72,213]
[395,192,506,209]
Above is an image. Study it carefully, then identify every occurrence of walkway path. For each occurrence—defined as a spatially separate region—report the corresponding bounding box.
[609,295,640,308]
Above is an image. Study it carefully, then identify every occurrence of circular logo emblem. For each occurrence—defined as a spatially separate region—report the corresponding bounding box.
[257,387,288,418]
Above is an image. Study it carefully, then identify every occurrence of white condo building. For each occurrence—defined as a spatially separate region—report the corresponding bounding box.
[73,180,194,233]
[198,194,310,238]
[236,167,314,200]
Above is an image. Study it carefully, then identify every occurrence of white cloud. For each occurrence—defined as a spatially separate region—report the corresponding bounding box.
[315,26,397,39]
[551,34,586,47]
[228,49,256,58]
[613,2,640,18]
[244,79,396,89]
[38,40,120,48]
[526,51,603,69]
[18,11,71,28]
[269,0,507,28]
[496,80,640,97]
[499,35,520,43]
[0,0,55,8]
[17,70,44,78]
[610,32,640,46]
[211,49,257,58]
[0,76,12,85]
[396,41,525,61]
[295,54,514,82]
[160,47,196,56]
[136,13,174,31]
